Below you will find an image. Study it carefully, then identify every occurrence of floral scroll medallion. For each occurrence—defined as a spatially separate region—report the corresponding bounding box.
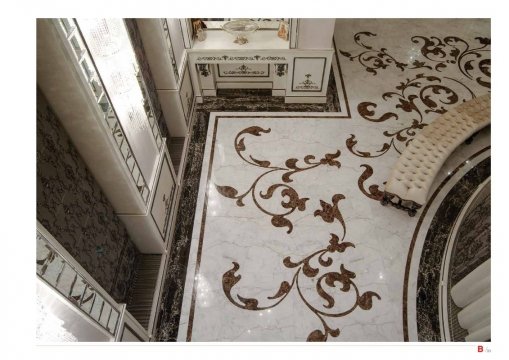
[339,32,431,75]
[348,73,475,158]
[411,35,491,88]
[215,125,341,234]
[223,194,381,341]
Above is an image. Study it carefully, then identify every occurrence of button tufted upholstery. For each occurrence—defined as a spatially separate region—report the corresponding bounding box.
[385,94,491,206]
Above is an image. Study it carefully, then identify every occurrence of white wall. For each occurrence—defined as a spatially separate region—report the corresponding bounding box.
[137,19,177,89]
[297,19,335,49]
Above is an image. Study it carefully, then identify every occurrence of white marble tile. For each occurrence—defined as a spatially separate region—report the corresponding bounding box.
[178,114,413,341]
[176,18,490,342]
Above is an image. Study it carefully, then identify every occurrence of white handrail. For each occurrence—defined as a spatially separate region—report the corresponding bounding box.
[36,221,150,340]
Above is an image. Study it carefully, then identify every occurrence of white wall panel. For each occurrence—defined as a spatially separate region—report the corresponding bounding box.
[167,18,186,77]
[297,19,335,49]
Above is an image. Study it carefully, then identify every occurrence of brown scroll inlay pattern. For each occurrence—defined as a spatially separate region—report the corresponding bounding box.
[339,32,431,75]
[215,126,341,234]
[357,164,385,201]
[348,73,475,157]
[411,35,491,88]
[222,194,381,342]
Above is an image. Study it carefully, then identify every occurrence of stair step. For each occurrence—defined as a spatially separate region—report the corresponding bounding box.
[126,254,162,330]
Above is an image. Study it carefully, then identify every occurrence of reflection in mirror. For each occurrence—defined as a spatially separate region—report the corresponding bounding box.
[201,18,287,30]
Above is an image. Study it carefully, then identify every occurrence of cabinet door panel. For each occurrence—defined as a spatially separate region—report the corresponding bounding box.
[150,155,176,241]
[179,64,194,124]
[291,57,326,92]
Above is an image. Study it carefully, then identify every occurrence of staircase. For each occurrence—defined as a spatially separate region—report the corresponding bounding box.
[126,254,162,329]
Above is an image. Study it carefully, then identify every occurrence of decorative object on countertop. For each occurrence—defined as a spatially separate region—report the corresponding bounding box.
[277,20,289,40]
[191,18,207,40]
[222,19,259,45]
[196,28,206,41]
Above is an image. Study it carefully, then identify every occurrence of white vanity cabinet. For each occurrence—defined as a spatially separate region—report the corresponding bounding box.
[189,49,334,104]
[187,19,336,104]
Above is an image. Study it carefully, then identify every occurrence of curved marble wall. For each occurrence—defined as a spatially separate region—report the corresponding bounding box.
[450,184,491,286]
[416,157,490,341]
[36,89,139,303]
[447,181,490,341]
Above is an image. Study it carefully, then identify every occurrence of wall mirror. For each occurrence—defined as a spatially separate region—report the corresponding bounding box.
[199,18,289,30]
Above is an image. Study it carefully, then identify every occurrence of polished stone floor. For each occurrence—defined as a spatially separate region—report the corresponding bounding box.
[157,18,491,342]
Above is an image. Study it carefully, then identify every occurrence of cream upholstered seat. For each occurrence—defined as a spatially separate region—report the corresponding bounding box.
[382,94,490,216]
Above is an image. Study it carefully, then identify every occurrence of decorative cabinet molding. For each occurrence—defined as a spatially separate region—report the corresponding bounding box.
[197,64,211,77]
[217,63,270,77]
[196,55,287,62]
[275,63,288,77]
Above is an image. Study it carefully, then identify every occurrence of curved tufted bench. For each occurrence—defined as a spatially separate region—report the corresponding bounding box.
[381,94,491,216]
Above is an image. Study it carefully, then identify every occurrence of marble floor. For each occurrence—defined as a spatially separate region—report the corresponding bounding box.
[157,18,491,342]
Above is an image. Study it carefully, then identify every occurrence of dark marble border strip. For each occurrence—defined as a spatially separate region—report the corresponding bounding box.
[402,146,490,341]
[333,38,351,118]
[186,116,219,341]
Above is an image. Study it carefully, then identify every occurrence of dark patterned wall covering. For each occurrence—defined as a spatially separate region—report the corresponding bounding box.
[124,18,170,143]
[36,89,139,303]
